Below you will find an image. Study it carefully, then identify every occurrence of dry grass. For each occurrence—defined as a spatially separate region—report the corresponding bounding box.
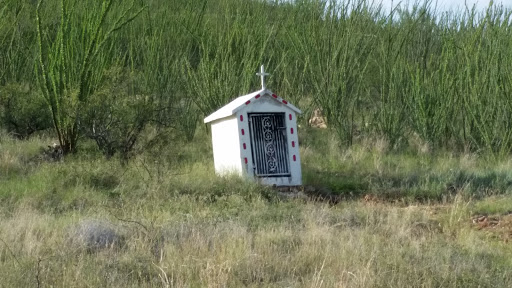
[1,131,512,287]
[0,198,511,287]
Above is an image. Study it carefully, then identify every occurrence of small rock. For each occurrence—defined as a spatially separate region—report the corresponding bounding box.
[69,219,124,251]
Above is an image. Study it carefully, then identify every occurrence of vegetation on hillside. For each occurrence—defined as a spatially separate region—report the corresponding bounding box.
[1,0,512,155]
[1,0,512,286]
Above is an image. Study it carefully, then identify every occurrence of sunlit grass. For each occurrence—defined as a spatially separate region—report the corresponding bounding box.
[1,128,512,287]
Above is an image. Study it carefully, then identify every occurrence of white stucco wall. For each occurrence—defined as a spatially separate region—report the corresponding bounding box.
[210,116,243,175]
[237,95,302,186]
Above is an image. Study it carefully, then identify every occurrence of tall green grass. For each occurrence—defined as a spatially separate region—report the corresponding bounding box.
[1,0,512,155]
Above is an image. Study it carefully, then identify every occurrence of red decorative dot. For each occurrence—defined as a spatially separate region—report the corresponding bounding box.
[289,114,292,120]
[272,94,278,98]
[291,128,294,134]
[293,155,297,161]
[240,115,243,121]
[282,100,288,104]
[241,129,245,135]
[255,94,261,99]
[245,100,251,105]
[243,143,247,150]
[292,141,295,147]
[244,158,248,164]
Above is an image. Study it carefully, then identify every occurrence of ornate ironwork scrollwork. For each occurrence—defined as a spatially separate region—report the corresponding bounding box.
[262,117,278,172]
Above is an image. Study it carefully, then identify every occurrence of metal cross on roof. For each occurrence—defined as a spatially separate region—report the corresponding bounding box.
[256,65,269,89]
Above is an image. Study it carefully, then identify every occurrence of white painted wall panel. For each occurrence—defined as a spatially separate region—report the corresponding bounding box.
[210,117,242,175]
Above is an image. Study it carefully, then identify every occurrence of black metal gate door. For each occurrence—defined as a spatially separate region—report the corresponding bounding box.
[248,113,290,176]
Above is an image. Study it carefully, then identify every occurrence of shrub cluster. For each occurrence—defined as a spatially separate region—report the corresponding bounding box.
[1,0,511,155]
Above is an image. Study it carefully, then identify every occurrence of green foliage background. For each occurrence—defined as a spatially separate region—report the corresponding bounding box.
[1,0,512,155]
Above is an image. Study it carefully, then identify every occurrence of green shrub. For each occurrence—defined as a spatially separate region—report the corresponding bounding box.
[0,83,52,138]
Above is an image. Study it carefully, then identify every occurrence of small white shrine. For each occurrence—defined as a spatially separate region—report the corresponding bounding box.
[204,65,302,186]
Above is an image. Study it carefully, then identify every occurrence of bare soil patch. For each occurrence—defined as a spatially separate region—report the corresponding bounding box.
[471,212,512,243]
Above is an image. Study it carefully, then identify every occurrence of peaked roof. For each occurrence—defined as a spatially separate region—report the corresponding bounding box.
[204,89,301,123]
